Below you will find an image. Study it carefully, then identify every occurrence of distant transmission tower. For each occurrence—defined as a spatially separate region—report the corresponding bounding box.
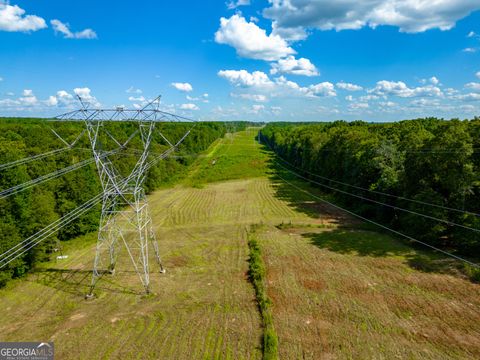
[56,96,194,297]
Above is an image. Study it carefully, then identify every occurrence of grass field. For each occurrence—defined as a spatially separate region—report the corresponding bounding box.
[0,128,479,359]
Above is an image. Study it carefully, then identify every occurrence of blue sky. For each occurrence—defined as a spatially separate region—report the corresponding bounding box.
[1,0,480,122]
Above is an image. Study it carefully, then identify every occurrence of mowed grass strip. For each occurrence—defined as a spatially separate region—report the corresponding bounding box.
[184,127,270,186]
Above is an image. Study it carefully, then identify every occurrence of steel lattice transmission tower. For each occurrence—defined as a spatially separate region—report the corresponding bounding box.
[56,96,194,297]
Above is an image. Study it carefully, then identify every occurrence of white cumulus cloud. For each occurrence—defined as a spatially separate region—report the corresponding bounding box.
[370,80,442,98]
[349,102,369,110]
[420,76,440,85]
[218,70,274,88]
[0,4,46,32]
[73,87,100,107]
[180,103,199,110]
[454,93,480,101]
[226,0,250,10]
[410,98,440,107]
[214,14,295,61]
[336,82,363,91]
[19,89,37,105]
[187,94,209,103]
[429,76,440,85]
[251,104,265,114]
[0,98,20,107]
[309,82,336,97]
[360,94,379,101]
[465,82,480,92]
[171,82,193,92]
[126,86,142,94]
[45,96,58,106]
[54,90,74,106]
[56,90,73,99]
[263,0,480,36]
[379,101,397,107]
[271,21,308,41]
[231,93,268,102]
[128,96,146,102]
[51,19,97,39]
[218,69,336,98]
[270,56,319,76]
[0,88,99,111]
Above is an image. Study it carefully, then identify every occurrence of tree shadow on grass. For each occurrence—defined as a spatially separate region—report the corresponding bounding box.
[264,153,367,228]
[302,229,411,258]
[303,229,470,277]
[262,147,474,279]
[30,268,142,297]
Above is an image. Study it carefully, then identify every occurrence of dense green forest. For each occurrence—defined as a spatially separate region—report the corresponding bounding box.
[261,118,480,260]
[0,118,246,286]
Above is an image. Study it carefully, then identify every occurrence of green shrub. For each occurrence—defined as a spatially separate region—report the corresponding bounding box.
[464,264,480,283]
[247,227,279,360]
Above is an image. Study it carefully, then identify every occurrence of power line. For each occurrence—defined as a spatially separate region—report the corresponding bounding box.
[274,160,480,234]
[0,145,178,270]
[0,193,103,268]
[273,172,480,269]
[259,132,480,217]
[0,147,71,171]
[259,129,480,154]
[0,157,96,199]
[3,95,198,295]
[0,129,87,171]
[0,148,120,199]
[268,147,480,154]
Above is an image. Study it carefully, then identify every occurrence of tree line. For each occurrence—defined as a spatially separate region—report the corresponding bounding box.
[260,118,480,260]
[0,118,246,286]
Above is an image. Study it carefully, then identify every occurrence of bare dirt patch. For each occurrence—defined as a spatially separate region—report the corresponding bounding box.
[69,313,85,321]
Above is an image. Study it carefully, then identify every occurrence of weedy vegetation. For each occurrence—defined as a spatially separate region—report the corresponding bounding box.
[247,225,278,360]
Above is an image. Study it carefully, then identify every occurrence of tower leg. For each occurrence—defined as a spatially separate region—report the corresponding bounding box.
[86,240,104,299]
[120,218,151,295]
[139,240,150,294]
[86,196,116,298]
[108,238,118,275]
[151,230,165,273]
[152,240,165,273]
